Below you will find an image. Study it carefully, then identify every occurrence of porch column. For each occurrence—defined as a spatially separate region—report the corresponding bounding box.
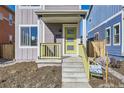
[82,18,87,47]
[37,17,45,58]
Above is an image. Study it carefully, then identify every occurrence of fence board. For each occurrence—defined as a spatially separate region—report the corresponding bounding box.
[0,44,15,60]
[87,40,105,57]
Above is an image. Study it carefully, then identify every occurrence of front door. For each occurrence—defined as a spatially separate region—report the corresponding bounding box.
[64,26,77,54]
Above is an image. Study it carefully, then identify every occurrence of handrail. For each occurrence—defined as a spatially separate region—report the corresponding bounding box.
[40,43,61,59]
[79,44,90,80]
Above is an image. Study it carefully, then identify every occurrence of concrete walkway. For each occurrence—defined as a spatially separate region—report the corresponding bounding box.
[62,56,91,88]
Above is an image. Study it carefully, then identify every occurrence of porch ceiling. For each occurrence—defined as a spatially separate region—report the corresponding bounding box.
[35,10,87,23]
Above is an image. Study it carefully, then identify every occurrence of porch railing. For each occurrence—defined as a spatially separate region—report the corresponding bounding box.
[40,43,61,59]
[79,44,90,80]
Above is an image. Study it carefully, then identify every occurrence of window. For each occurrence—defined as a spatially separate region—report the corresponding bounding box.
[94,32,99,40]
[20,25,38,47]
[113,23,120,45]
[0,13,3,20]
[105,27,111,45]
[19,5,41,9]
[9,14,13,25]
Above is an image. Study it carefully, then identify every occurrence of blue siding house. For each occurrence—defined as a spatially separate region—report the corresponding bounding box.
[87,5,124,60]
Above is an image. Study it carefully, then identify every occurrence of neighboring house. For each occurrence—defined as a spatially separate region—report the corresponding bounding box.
[87,5,124,60]
[0,5,15,44]
[15,5,87,62]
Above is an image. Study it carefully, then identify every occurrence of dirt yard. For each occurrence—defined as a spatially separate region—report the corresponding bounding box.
[111,62,124,75]
[0,62,62,88]
[89,71,124,88]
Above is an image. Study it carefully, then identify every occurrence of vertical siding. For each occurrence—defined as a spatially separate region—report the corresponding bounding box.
[15,6,43,61]
[15,5,81,61]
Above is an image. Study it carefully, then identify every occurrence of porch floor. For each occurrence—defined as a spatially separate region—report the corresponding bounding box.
[62,56,91,88]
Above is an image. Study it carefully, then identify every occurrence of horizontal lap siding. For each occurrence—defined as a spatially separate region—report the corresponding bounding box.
[15,6,43,61]
[88,14,122,56]
[87,5,122,32]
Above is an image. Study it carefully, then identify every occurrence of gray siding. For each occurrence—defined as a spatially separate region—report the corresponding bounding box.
[15,6,43,61]
[45,23,62,43]
[15,5,81,61]
[45,5,80,10]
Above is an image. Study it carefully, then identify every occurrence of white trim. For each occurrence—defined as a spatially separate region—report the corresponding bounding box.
[122,9,124,55]
[79,5,82,10]
[42,5,45,43]
[113,22,121,46]
[88,11,122,33]
[105,26,111,46]
[37,20,40,59]
[82,18,87,47]
[94,32,99,40]
[19,24,39,48]
[62,24,78,56]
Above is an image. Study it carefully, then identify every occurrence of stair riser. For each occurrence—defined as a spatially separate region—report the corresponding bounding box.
[62,79,88,83]
[63,60,82,62]
[62,65,83,68]
[62,63,83,66]
[62,74,86,78]
[62,68,85,72]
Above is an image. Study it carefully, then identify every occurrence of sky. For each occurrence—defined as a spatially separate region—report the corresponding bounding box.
[8,5,15,11]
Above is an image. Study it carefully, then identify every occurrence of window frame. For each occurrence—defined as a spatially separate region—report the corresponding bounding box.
[94,32,99,40]
[105,27,111,46]
[113,22,120,46]
[19,24,39,48]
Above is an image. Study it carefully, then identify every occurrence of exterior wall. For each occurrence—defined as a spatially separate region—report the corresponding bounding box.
[87,5,124,60]
[15,6,43,61]
[88,14,122,56]
[87,5,122,32]
[0,6,15,44]
[44,23,62,43]
[15,5,81,61]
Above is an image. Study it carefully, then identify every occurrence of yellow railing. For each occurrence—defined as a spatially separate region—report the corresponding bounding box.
[40,43,61,59]
[79,44,90,80]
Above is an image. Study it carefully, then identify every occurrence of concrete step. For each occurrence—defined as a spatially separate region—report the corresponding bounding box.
[62,64,83,68]
[62,77,88,83]
[62,82,91,88]
[62,67,85,72]
[62,72,87,78]
[62,62,83,67]
[63,59,82,63]
[63,60,82,63]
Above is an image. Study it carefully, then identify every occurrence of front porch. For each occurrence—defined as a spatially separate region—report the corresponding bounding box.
[35,10,87,64]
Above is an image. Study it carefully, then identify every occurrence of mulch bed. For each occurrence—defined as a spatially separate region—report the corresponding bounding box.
[0,62,62,88]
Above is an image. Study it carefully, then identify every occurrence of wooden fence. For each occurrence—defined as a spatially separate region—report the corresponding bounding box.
[87,40,106,57]
[0,44,15,60]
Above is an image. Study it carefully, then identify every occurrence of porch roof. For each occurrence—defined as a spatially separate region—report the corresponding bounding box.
[35,10,87,23]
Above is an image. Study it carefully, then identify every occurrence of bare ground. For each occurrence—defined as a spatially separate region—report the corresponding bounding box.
[0,62,62,88]
[111,62,124,75]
